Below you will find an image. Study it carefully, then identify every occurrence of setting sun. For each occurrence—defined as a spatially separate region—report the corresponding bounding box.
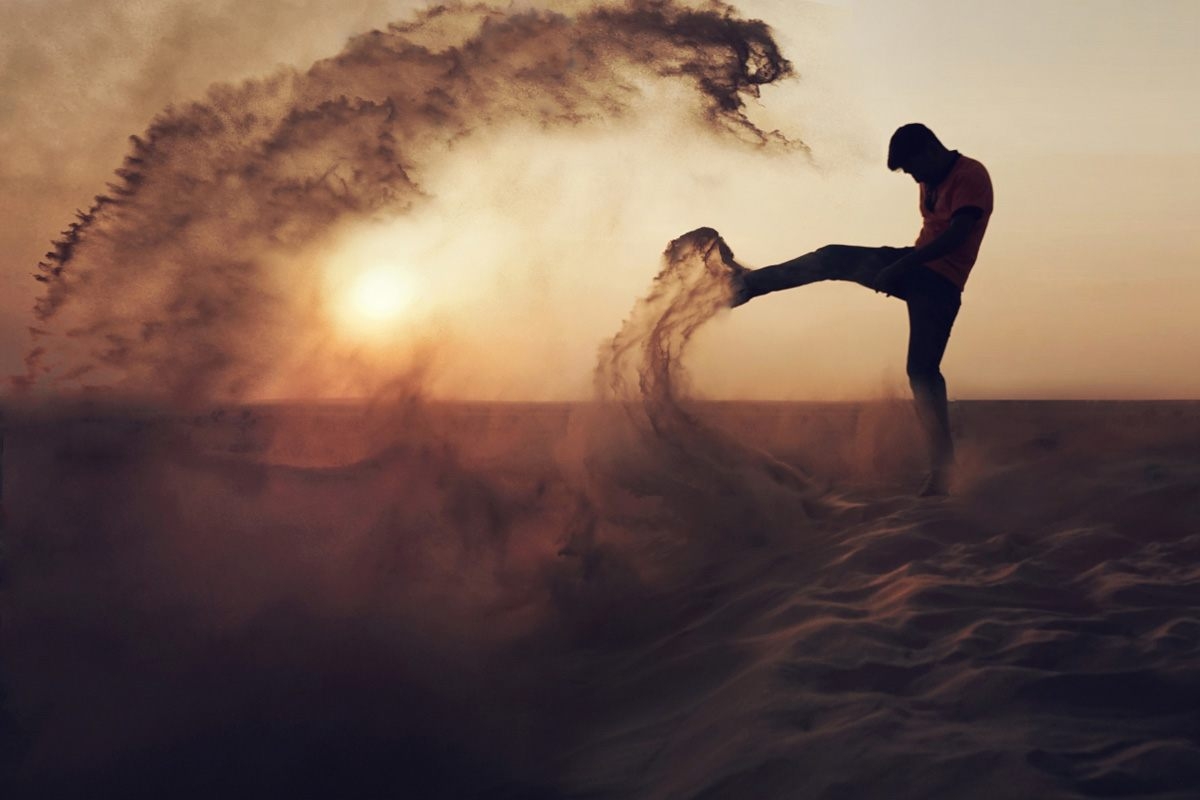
[336,266,415,338]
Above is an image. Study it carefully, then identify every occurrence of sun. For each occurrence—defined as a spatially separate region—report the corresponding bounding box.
[336,265,415,338]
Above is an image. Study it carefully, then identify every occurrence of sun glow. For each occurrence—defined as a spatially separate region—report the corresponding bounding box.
[319,219,449,345]
[335,265,416,339]
[352,268,412,322]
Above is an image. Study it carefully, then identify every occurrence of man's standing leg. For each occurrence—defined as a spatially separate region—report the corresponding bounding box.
[904,270,961,495]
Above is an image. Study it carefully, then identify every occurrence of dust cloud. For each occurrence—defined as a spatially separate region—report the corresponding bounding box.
[0,231,839,797]
[4,3,824,795]
[5,194,912,796]
[22,0,797,403]
[562,229,827,570]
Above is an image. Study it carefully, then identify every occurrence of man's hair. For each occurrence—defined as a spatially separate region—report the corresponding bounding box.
[888,123,943,170]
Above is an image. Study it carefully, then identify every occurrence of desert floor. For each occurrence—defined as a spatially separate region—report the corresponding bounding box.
[2,400,1198,799]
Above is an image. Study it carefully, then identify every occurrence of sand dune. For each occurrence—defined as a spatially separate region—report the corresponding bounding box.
[2,397,1199,798]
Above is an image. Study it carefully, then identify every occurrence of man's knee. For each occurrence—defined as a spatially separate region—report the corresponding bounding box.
[814,244,855,259]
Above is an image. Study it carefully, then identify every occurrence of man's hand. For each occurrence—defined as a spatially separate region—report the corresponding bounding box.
[878,212,976,295]
[875,254,920,296]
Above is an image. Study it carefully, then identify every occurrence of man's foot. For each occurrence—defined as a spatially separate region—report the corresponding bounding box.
[729,269,752,308]
[917,469,951,497]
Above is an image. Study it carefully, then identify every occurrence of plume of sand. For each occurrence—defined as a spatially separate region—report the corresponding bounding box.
[22,0,798,403]
[560,228,829,586]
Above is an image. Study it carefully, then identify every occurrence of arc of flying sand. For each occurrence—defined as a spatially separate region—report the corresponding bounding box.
[590,228,841,527]
[21,1,803,402]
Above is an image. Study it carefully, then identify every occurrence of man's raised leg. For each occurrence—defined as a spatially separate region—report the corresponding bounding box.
[733,245,912,306]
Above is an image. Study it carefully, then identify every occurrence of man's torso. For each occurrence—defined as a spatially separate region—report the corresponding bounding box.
[916,154,993,290]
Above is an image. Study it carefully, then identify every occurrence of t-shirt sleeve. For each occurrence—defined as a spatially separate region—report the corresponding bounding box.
[948,163,993,216]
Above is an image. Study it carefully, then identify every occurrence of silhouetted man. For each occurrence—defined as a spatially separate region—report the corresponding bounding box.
[731,124,993,496]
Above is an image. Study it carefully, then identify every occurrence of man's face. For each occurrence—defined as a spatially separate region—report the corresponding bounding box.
[898,146,941,184]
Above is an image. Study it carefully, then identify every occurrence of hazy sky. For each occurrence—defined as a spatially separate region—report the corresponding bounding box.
[2,0,1197,400]
[695,0,1200,400]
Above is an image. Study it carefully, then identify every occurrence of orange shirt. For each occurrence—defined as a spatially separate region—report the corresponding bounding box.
[915,154,993,289]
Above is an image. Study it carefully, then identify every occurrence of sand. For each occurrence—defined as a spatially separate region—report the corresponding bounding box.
[1,398,1199,799]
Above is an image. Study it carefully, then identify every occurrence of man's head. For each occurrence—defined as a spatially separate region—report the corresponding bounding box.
[888,123,950,183]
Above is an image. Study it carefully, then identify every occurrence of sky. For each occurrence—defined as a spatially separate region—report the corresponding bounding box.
[2,0,1197,401]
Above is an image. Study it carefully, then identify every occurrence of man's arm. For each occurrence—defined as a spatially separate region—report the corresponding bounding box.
[876,208,981,292]
[910,208,982,263]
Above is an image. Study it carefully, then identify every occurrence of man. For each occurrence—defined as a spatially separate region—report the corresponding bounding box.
[731,123,993,496]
